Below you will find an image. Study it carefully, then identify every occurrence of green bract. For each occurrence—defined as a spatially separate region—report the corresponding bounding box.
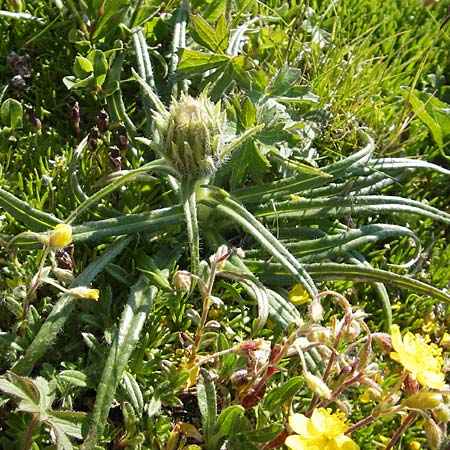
[151,91,226,179]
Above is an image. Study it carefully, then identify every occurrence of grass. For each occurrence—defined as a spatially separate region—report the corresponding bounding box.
[0,1,449,449]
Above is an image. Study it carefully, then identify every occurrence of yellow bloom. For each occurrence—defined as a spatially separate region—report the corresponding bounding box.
[68,287,100,301]
[49,223,72,248]
[285,408,359,450]
[390,325,446,389]
[288,284,310,305]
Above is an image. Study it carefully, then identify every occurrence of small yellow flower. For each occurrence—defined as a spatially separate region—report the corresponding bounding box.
[290,194,301,201]
[285,408,359,450]
[49,223,72,248]
[288,284,310,305]
[440,332,450,349]
[180,360,199,389]
[68,287,100,301]
[408,442,421,450]
[390,325,446,389]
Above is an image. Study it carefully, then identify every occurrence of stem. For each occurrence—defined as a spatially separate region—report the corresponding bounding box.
[181,178,201,275]
[23,413,40,450]
[385,411,417,450]
[22,246,50,323]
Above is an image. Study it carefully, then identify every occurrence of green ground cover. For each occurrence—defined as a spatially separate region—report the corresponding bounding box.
[0,1,449,449]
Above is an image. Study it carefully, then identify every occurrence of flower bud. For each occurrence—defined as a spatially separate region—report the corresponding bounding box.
[152,91,226,179]
[433,403,450,423]
[49,224,73,249]
[68,286,100,301]
[308,297,323,322]
[172,270,192,291]
[404,392,443,410]
[424,417,443,450]
[304,372,331,399]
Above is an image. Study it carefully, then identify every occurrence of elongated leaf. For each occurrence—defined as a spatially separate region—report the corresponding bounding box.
[197,370,217,449]
[202,187,317,297]
[254,195,450,225]
[81,277,157,449]
[233,133,374,203]
[0,187,60,231]
[251,261,450,304]
[263,376,303,412]
[12,235,134,376]
[214,405,245,439]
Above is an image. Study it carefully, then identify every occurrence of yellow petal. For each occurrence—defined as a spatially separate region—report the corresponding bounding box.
[289,284,311,305]
[49,223,73,248]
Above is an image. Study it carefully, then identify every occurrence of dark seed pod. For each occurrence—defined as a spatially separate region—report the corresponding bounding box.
[88,126,99,151]
[108,145,122,172]
[116,123,128,151]
[97,108,109,133]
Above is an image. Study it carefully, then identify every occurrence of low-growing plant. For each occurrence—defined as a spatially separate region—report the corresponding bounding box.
[0,1,449,449]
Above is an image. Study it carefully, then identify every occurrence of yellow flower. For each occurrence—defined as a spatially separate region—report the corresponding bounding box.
[390,325,446,389]
[68,287,100,301]
[49,223,72,248]
[285,408,359,450]
[288,284,310,305]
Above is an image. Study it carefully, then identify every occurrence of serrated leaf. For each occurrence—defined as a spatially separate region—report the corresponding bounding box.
[50,411,87,439]
[268,66,302,97]
[214,15,229,52]
[50,422,75,450]
[0,372,40,410]
[191,15,228,53]
[178,49,229,75]
[405,88,450,148]
[229,141,270,188]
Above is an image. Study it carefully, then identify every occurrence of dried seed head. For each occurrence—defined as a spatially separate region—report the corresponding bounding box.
[152,91,226,178]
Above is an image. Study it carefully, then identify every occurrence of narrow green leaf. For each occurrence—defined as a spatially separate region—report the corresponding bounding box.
[12,236,134,376]
[57,370,88,388]
[214,15,229,52]
[121,371,144,414]
[262,376,303,412]
[214,405,245,438]
[81,277,157,449]
[197,370,217,448]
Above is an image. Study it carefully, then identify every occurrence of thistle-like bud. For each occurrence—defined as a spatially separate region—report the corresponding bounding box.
[152,91,226,179]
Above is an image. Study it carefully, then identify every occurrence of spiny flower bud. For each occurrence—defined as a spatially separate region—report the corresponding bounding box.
[152,91,226,179]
